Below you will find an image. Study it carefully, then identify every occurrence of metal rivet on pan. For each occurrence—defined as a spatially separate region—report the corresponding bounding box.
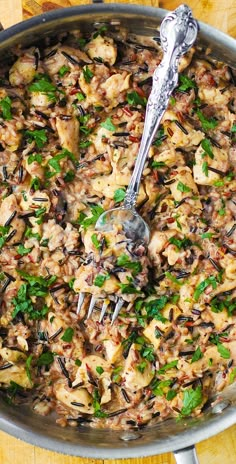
[120,432,142,441]
[212,400,231,414]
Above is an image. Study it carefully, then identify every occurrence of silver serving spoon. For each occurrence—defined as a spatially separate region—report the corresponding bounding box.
[96,4,198,244]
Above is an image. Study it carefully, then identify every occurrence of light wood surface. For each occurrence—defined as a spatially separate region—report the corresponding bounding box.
[0,0,236,463]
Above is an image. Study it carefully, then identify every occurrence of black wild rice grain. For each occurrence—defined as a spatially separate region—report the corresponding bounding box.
[4,211,17,227]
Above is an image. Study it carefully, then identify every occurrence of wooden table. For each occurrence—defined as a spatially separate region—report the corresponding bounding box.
[0,0,236,462]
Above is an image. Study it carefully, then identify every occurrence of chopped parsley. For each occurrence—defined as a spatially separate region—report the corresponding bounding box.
[230,368,236,384]
[0,225,11,249]
[178,74,196,91]
[119,279,141,295]
[92,389,107,418]
[77,204,104,230]
[180,386,202,416]
[76,92,85,101]
[113,188,126,203]
[46,148,76,178]
[79,140,92,148]
[94,273,110,288]
[191,347,203,363]
[201,138,214,159]
[0,96,12,120]
[166,390,177,401]
[137,361,147,373]
[126,90,147,107]
[25,129,47,149]
[116,253,142,276]
[216,343,230,359]
[93,25,108,39]
[25,354,33,383]
[61,327,74,342]
[152,161,167,168]
[144,297,168,323]
[194,275,218,301]
[96,366,104,375]
[157,360,178,374]
[196,109,218,131]
[202,161,209,177]
[12,270,56,320]
[201,232,214,239]
[82,66,94,83]
[28,153,43,165]
[177,181,192,193]
[210,296,236,316]
[64,170,75,183]
[37,351,55,367]
[100,117,116,132]
[30,176,41,191]
[58,65,70,77]
[17,244,32,256]
[153,127,166,147]
[152,379,172,397]
[28,75,57,101]
[168,236,192,250]
[91,233,101,250]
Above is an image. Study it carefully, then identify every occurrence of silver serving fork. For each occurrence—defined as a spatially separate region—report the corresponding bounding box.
[77,4,198,324]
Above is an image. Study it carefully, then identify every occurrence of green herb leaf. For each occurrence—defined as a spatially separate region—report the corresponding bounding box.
[119,281,141,294]
[91,233,101,250]
[83,66,94,83]
[201,138,214,159]
[75,359,82,367]
[181,386,202,416]
[25,129,48,149]
[96,366,104,375]
[230,367,236,383]
[17,244,33,256]
[0,96,12,120]
[116,253,142,276]
[26,354,33,383]
[152,161,167,168]
[194,275,218,301]
[77,204,104,230]
[166,389,177,401]
[61,327,74,342]
[178,74,196,92]
[28,153,43,165]
[79,140,92,148]
[28,75,57,96]
[168,236,192,250]
[152,379,172,397]
[140,344,155,362]
[76,92,85,101]
[93,25,108,39]
[177,181,192,193]
[191,347,203,363]
[94,273,110,288]
[137,361,147,373]
[64,170,75,183]
[144,297,168,322]
[196,109,218,131]
[202,161,209,177]
[25,227,41,241]
[217,343,230,359]
[30,176,41,191]
[157,360,178,374]
[153,127,166,147]
[113,188,126,203]
[58,65,70,77]
[92,389,107,418]
[100,117,116,132]
[126,90,147,107]
[37,351,55,367]
[201,232,214,239]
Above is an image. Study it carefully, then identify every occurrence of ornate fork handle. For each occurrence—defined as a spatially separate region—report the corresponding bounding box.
[124,4,198,210]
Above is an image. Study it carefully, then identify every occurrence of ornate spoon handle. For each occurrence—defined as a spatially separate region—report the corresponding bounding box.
[124,4,198,210]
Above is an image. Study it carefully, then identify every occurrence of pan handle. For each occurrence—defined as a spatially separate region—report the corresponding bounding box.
[174,445,199,464]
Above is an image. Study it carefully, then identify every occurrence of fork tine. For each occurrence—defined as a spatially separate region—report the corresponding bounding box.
[86,295,97,320]
[111,297,124,325]
[99,299,109,323]
[76,292,85,315]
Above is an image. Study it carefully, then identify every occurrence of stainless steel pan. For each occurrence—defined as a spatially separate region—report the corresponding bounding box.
[0,4,235,463]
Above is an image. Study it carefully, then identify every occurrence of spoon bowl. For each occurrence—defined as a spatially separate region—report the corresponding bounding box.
[95,207,150,244]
